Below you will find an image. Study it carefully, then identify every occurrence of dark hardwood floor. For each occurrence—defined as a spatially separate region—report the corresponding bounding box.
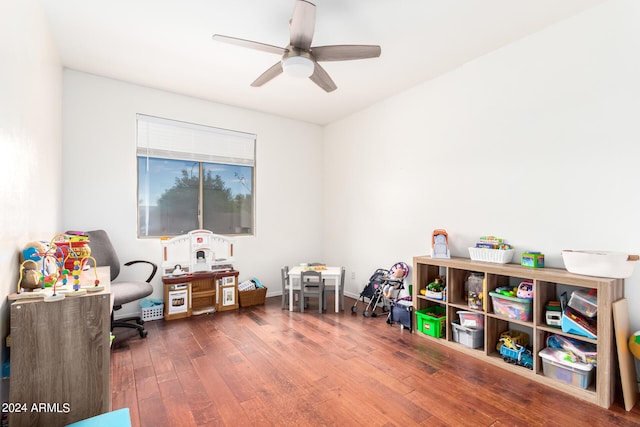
[111,296,640,426]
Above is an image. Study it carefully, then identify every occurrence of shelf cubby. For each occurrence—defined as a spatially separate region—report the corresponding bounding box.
[412,255,624,409]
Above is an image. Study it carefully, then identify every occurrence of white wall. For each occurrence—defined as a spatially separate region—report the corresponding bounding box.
[61,70,324,316]
[0,0,62,401]
[324,0,640,328]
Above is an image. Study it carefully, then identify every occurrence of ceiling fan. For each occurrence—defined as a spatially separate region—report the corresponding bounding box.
[212,0,381,92]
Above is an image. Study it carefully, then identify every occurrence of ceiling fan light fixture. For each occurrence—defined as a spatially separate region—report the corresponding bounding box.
[282,56,314,78]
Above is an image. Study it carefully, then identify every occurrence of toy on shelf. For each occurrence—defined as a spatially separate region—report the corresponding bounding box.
[475,236,511,250]
[545,301,562,327]
[19,241,58,289]
[425,276,446,300]
[431,229,450,259]
[521,251,545,268]
[9,232,101,302]
[498,335,533,369]
[466,272,483,309]
[516,280,534,299]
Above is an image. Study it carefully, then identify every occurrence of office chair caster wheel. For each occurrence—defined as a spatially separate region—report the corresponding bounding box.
[139,330,148,338]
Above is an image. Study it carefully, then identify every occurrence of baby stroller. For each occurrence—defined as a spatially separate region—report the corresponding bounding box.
[351,268,389,317]
[351,262,409,318]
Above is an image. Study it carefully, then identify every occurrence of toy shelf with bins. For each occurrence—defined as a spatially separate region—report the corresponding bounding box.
[412,255,623,409]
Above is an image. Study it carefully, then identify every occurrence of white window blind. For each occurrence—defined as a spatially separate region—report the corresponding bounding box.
[136,114,256,166]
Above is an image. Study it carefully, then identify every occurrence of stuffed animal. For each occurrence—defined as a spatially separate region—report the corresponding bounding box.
[18,241,58,291]
[19,259,41,291]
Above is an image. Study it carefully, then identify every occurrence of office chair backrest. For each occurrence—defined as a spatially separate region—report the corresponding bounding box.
[85,230,121,281]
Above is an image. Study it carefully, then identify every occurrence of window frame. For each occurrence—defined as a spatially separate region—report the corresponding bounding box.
[136,114,256,238]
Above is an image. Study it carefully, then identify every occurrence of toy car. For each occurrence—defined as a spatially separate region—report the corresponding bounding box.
[517,280,534,299]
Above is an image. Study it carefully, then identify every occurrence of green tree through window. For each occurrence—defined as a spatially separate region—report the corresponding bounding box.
[138,157,253,237]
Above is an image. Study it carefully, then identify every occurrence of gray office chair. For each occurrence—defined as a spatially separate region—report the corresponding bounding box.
[83,230,157,338]
[300,270,324,313]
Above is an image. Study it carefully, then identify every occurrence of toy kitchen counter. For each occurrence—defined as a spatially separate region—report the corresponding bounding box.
[162,270,239,319]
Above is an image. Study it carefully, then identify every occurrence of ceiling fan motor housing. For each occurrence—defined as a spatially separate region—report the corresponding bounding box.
[282,47,314,78]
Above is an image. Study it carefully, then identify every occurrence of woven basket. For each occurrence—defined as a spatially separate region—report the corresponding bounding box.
[239,287,267,307]
[468,247,514,264]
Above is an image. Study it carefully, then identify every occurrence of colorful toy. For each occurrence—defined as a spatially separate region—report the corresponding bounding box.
[545,301,562,327]
[496,286,517,297]
[466,273,483,309]
[383,262,409,298]
[521,251,544,268]
[629,332,640,360]
[431,229,450,259]
[499,335,533,369]
[425,277,446,300]
[516,280,534,299]
[10,233,102,301]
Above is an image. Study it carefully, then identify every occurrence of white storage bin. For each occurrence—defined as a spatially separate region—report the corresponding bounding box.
[141,304,164,321]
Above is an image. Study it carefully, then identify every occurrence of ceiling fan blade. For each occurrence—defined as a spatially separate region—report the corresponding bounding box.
[312,45,381,62]
[251,62,284,87]
[309,62,337,93]
[289,0,316,50]
[212,34,285,56]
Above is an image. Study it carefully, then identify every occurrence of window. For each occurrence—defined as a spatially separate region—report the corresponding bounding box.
[136,114,255,237]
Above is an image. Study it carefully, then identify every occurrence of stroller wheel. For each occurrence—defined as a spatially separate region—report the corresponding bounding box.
[371,312,378,317]
[351,306,357,313]
[363,311,370,317]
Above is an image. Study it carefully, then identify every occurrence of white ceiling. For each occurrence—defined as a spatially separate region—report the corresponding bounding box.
[40,0,605,125]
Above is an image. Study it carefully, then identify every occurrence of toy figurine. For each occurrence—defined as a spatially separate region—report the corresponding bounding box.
[431,229,450,259]
[18,241,58,291]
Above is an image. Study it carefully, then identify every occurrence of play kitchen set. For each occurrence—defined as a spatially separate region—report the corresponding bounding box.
[412,230,638,409]
[160,230,240,319]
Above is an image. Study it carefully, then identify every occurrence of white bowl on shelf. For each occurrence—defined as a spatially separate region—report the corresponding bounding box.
[561,250,638,278]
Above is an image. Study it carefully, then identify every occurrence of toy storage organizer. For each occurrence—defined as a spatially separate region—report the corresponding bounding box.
[412,255,624,409]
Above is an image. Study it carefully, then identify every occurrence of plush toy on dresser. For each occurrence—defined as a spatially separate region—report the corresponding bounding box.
[16,241,57,293]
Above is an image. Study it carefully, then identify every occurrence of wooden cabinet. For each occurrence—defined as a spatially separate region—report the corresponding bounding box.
[9,267,111,426]
[413,255,623,409]
[162,270,239,318]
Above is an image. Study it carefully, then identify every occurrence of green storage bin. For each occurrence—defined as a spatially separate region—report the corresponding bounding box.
[416,306,446,338]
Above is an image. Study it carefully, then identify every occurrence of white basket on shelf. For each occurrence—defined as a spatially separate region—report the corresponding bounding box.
[141,304,164,321]
[468,247,514,264]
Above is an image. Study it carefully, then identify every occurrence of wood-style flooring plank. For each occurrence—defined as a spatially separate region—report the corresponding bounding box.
[111,297,640,427]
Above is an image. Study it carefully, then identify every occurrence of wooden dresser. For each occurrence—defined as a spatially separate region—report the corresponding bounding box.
[9,266,112,426]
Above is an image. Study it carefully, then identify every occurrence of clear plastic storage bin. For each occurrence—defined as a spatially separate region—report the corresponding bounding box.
[539,347,595,389]
[568,289,597,318]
